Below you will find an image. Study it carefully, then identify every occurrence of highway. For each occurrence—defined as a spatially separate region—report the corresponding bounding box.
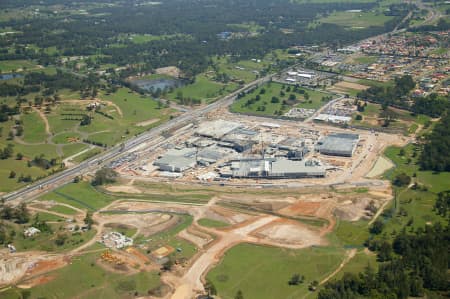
[2,1,441,203]
[2,75,273,203]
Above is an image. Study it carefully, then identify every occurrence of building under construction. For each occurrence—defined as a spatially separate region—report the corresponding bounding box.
[221,158,325,179]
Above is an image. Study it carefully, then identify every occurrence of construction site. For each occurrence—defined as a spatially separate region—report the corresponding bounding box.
[0,60,412,299]
[106,107,404,189]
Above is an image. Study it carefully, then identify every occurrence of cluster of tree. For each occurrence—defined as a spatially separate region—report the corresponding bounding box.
[411,93,450,118]
[0,0,408,79]
[420,112,450,171]
[0,103,20,122]
[0,144,14,159]
[319,222,450,299]
[0,203,29,225]
[91,167,118,186]
[357,75,416,109]
[434,190,450,218]
[83,138,107,148]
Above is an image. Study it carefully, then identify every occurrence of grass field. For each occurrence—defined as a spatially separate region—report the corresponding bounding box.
[39,182,116,211]
[167,74,229,103]
[210,56,270,83]
[207,243,345,299]
[198,218,230,228]
[334,219,370,247]
[320,11,393,29]
[52,132,82,144]
[375,144,450,235]
[230,82,332,117]
[135,214,197,260]
[352,103,430,135]
[0,60,37,72]
[21,111,48,143]
[48,205,79,215]
[71,148,103,163]
[12,223,96,252]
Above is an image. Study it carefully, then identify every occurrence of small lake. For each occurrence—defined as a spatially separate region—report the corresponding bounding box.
[0,73,23,81]
[131,78,184,92]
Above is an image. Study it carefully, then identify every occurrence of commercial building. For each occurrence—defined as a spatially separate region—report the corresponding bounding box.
[195,120,242,140]
[224,158,325,179]
[316,133,359,157]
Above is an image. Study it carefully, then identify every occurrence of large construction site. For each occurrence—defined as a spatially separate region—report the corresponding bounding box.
[109,109,402,189]
[0,69,411,299]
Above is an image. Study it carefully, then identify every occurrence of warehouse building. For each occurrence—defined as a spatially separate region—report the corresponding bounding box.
[195,120,242,140]
[223,158,325,179]
[316,133,359,157]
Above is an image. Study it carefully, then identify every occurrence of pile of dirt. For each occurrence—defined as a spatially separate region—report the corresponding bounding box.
[334,198,379,221]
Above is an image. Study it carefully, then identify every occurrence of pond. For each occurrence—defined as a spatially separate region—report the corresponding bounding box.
[131,78,184,92]
[0,73,23,81]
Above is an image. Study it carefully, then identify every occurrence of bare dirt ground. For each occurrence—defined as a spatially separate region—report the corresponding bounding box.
[135,118,160,127]
[253,219,322,246]
[0,251,70,287]
[105,185,143,194]
[334,81,370,91]
[366,156,394,178]
[155,66,182,78]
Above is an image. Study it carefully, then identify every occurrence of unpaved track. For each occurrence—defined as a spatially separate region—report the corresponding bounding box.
[319,249,357,285]
[170,216,278,298]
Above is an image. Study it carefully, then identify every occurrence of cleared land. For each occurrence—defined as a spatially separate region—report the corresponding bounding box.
[231,82,332,116]
[206,243,344,299]
[320,11,394,29]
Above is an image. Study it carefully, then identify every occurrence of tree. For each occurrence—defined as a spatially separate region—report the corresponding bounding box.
[80,114,91,126]
[16,152,23,160]
[204,280,217,295]
[289,273,304,285]
[9,171,16,179]
[235,290,244,299]
[91,168,118,186]
[55,233,68,246]
[393,173,411,187]
[370,219,384,234]
[84,212,94,230]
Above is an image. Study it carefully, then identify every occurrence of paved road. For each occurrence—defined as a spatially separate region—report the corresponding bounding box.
[2,75,273,203]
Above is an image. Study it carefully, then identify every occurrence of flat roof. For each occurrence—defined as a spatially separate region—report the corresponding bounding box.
[196,120,242,139]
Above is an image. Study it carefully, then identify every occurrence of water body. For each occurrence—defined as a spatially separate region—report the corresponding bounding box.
[0,73,23,81]
[131,78,184,92]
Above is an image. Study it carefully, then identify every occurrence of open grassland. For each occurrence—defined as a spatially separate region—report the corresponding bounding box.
[10,223,96,252]
[20,253,161,299]
[334,219,370,247]
[320,11,393,28]
[231,82,332,117]
[198,218,230,228]
[352,103,430,135]
[0,60,38,72]
[135,214,197,260]
[211,56,270,83]
[21,111,48,143]
[167,74,231,104]
[48,204,79,215]
[207,243,345,299]
[71,148,103,163]
[39,182,116,211]
[377,144,450,234]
